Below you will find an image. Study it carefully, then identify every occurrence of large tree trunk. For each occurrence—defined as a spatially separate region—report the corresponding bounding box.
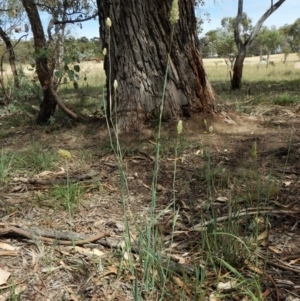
[231,48,246,90]
[22,0,57,124]
[97,0,215,131]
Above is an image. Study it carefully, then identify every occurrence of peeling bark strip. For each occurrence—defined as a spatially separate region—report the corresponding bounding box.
[97,0,215,131]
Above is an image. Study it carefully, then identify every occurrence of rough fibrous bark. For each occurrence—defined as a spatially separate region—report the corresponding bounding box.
[97,0,215,131]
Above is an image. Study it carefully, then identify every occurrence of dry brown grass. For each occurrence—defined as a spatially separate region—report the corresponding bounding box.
[203,52,300,66]
[204,53,300,82]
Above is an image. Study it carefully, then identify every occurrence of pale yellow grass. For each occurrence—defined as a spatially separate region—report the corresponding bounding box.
[203,53,300,66]
[204,53,300,82]
[2,54,299,87]
[2,60,105,86]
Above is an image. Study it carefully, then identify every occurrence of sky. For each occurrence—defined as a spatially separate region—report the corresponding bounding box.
[199,0,299,35]
[69,0,299,40]
[11,0,299,40]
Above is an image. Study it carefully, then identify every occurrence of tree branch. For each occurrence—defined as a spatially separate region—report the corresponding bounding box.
[234,0,243,50]
[50,86,83,122]
[53,12,98,25]
[239,0,286,52]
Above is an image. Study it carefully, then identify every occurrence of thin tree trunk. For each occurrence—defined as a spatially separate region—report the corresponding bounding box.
[266,50,270,67]
[22,0,57,124]
[233,0,286,89]
[0,27,20,88]
[97,0,215,131]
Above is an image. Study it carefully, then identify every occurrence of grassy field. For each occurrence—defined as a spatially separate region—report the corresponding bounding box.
[0,53,300,300]
[2,52,299,89]
[203,52,300,65]
[204,53,300,82]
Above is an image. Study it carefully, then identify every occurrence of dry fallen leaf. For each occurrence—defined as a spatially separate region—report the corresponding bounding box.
[41,266,61,273]
[245,259,264,274]
[74,246,104,257]
[0,242,21,251]
[268,245,282,254]
[66,287,79,301]
[209,293,219,301]
[289,257,300,265]
[0,251,19,256]
[108,266,118,274]
[173,276,191,294]
[123,251,130,261]
[96,266,118,283]
[0,268,11,285]
[217,280,237,291]
[257,229,268,241]
[216,196,228,202]
[171,254,186,264]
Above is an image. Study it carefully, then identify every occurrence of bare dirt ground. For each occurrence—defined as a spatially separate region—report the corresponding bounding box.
[1,99,300,300]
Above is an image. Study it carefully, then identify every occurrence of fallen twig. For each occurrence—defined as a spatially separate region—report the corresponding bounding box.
[13,171,99,186]
[258,252,300,274]
[191,207,300,231]
[0,223,110,246]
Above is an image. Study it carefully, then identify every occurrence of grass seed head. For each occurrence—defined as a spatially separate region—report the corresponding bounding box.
[58,149,72,160]
[170,0,179,25]
[106,17,112,27]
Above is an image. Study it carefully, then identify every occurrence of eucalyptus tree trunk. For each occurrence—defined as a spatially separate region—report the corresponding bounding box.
[22,0,57,124]
[0,27,20,89]
[232,0,286,90]
[97,0,216,131]
[231,47,246,89]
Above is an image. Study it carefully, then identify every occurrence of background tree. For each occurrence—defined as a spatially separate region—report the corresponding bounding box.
[221,13,253,36]
[22,0,57,123]
[214,29,236,68]
[201,28,236,69]
[21,0,98,124]
[22,0,90,123]
[200,30,218,58]
[201,14,251,69]
[232,0,286,90]
[256,26,282,66]
[0,0,25,34]
[195,0,210,35]
[37,0,97,86]
[0,0,27,101]
[277,28,292,63]
[279,19,300,54]
[97,0,216,131]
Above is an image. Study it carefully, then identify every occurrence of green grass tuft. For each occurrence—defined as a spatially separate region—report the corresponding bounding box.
[13,142,58,174]
[0,150,13,183]
[50,182,85,212]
